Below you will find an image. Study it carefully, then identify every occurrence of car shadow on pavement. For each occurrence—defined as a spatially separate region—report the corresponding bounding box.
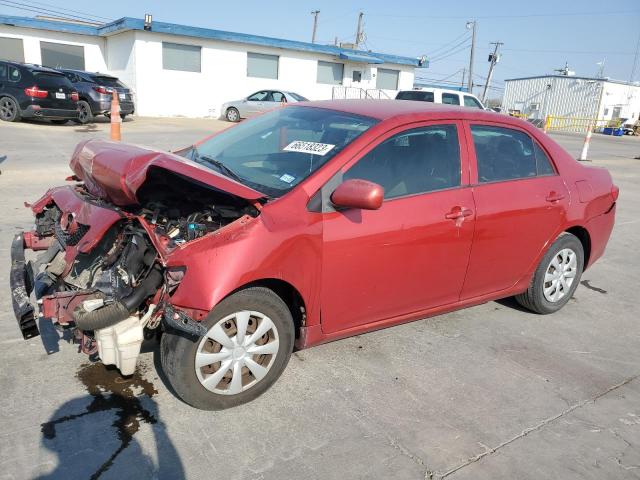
[36,362,185,479]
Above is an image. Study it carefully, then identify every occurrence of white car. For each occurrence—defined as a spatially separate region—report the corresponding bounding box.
[396,87,485,109]
[221,90,309,122]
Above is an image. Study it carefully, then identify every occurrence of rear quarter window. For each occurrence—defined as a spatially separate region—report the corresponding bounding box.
[396,91,435,102]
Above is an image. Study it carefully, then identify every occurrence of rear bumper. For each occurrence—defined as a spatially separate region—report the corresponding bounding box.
[585,203,616,268]
[22,105,79,120]
[9,233,38,339]
[94,100,135,116]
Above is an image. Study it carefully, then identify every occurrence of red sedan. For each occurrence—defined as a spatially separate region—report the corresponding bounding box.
[10,100,617,409]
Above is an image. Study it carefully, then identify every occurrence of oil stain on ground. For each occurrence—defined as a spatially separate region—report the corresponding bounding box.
[581,280,608,294]
[41,363,158,480]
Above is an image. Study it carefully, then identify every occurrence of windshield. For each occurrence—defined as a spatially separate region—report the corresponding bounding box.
[190,106,378,197]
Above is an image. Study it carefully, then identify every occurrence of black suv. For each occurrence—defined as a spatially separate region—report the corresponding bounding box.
[59,69,134,124]
[0,62,79,123]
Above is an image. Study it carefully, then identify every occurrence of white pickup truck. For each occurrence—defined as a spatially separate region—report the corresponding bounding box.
[396,87,485,109]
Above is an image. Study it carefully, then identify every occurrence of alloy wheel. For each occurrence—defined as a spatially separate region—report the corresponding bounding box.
[226,108,239,122]
[78,103,89,123]
[0,98,16,121]
[543,248,577,302]
[195,310,279,395]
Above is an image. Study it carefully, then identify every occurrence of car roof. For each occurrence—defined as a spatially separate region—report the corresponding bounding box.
[402,87,477,96]
[1,61,62,74]
[296,99,506,122]
[60,68,117,78]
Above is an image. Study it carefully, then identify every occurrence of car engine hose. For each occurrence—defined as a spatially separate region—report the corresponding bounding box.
[73,300,129,331]
[73,268,164,331]
[121,268,163,312]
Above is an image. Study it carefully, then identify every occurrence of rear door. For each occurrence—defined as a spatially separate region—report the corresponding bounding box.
[460,122,569,299]
[33,72,75,109]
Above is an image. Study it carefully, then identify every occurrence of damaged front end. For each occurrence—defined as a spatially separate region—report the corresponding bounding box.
[10,139,264,375]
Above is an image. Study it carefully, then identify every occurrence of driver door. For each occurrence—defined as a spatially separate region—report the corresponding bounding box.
[319,122,476,334]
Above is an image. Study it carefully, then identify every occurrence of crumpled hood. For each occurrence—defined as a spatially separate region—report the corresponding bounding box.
[69,139,266,206]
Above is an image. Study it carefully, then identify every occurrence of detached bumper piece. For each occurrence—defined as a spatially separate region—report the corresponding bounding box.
[10,234,38,339]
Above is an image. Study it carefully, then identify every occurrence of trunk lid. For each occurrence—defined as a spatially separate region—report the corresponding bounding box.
[69,139,266,206]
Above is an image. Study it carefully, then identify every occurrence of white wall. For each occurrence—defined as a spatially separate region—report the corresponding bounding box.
[1,24,416,118]
[599,82,640,121]
[0,25,107,72]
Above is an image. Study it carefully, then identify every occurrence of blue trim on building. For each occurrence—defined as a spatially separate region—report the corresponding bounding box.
[338,52,383,64]
[0,14,420,67]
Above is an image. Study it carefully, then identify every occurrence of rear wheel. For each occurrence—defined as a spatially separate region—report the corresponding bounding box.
[74,100,93,124]
[226,107,240,122]
[515,233,584,314]
[0,97,20,122]
[160,287,294,410]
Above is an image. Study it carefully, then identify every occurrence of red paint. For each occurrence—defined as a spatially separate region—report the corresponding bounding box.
[22,231,53,251]
[29,101,617,349]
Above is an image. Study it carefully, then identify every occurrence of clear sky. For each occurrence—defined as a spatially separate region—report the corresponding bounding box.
[1,0,639,99]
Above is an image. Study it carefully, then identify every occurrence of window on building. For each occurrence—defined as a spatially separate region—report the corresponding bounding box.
[471,125,556,182]
[317,60,343,85]
[376,68,399,90]
[247,52,279,79]
[352,70,362,82]
[441,92,460,105]
[396,90,434,102]
[345,125,461,199]
[162,42,201,72]
[463,95,483,108]
[0,37,24,62]
[40,41,85,70]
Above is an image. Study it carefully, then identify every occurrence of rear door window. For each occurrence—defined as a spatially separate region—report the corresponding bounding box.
[345,124,461,199]
[271,91,286,102]
[396,91,435,102]
[8,66,21,82]
[533,142,556,175]
[463,95,483,108]
[441,93,460,105]
[471,125,543,182]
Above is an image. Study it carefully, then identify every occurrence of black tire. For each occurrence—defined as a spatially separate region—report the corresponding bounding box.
[50,119,68,125]
[120,114,128,121]
[225,107,240,122]
[161,287,295,410]
[74,100,93,124]
[515,233,584,314]
[0,96,21,122]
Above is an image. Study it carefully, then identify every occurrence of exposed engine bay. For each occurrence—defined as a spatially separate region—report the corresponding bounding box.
[11,163,261,376]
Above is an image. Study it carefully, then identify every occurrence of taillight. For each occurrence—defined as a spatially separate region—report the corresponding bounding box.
[93,85,111,95]
[24,86,48,98]
[71,92,79,102]
[611,185,619,202]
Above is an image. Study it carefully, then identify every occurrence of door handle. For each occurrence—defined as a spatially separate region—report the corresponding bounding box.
[545,192,565,203]
[445,207,473,220]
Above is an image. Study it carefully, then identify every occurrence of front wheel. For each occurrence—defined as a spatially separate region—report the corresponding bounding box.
[160,287,294,410]
[515,232,584,314]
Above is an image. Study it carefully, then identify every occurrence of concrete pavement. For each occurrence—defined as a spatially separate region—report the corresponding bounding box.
[0,117,639,479]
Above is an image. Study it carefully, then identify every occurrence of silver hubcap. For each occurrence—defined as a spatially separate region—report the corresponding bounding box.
[543,248,577,302]
[227,109,238,121]
[195,311,279,395]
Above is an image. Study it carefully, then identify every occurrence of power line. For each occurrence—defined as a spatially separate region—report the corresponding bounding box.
[366,9,640,20]
[0,0,109,23]
[28,0,113,21]
[430,42,472,62]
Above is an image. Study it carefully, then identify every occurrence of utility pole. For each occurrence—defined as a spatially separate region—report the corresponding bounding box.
[355,12,364,49]
[311,10,320,44]
[482,41,503,103]
[461,68,466,88]
[466,20,477,93]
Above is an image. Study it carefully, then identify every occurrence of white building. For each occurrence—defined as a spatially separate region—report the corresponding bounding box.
[502,74,640,124]
[0,14,422,118]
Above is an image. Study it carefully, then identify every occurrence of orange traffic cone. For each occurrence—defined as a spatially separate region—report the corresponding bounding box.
[110,90,121,141]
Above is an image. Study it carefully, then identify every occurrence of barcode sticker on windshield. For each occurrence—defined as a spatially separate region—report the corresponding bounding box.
[283,141,335,156]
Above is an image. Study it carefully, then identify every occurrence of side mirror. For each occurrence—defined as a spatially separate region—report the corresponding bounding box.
[331,179,384,210]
